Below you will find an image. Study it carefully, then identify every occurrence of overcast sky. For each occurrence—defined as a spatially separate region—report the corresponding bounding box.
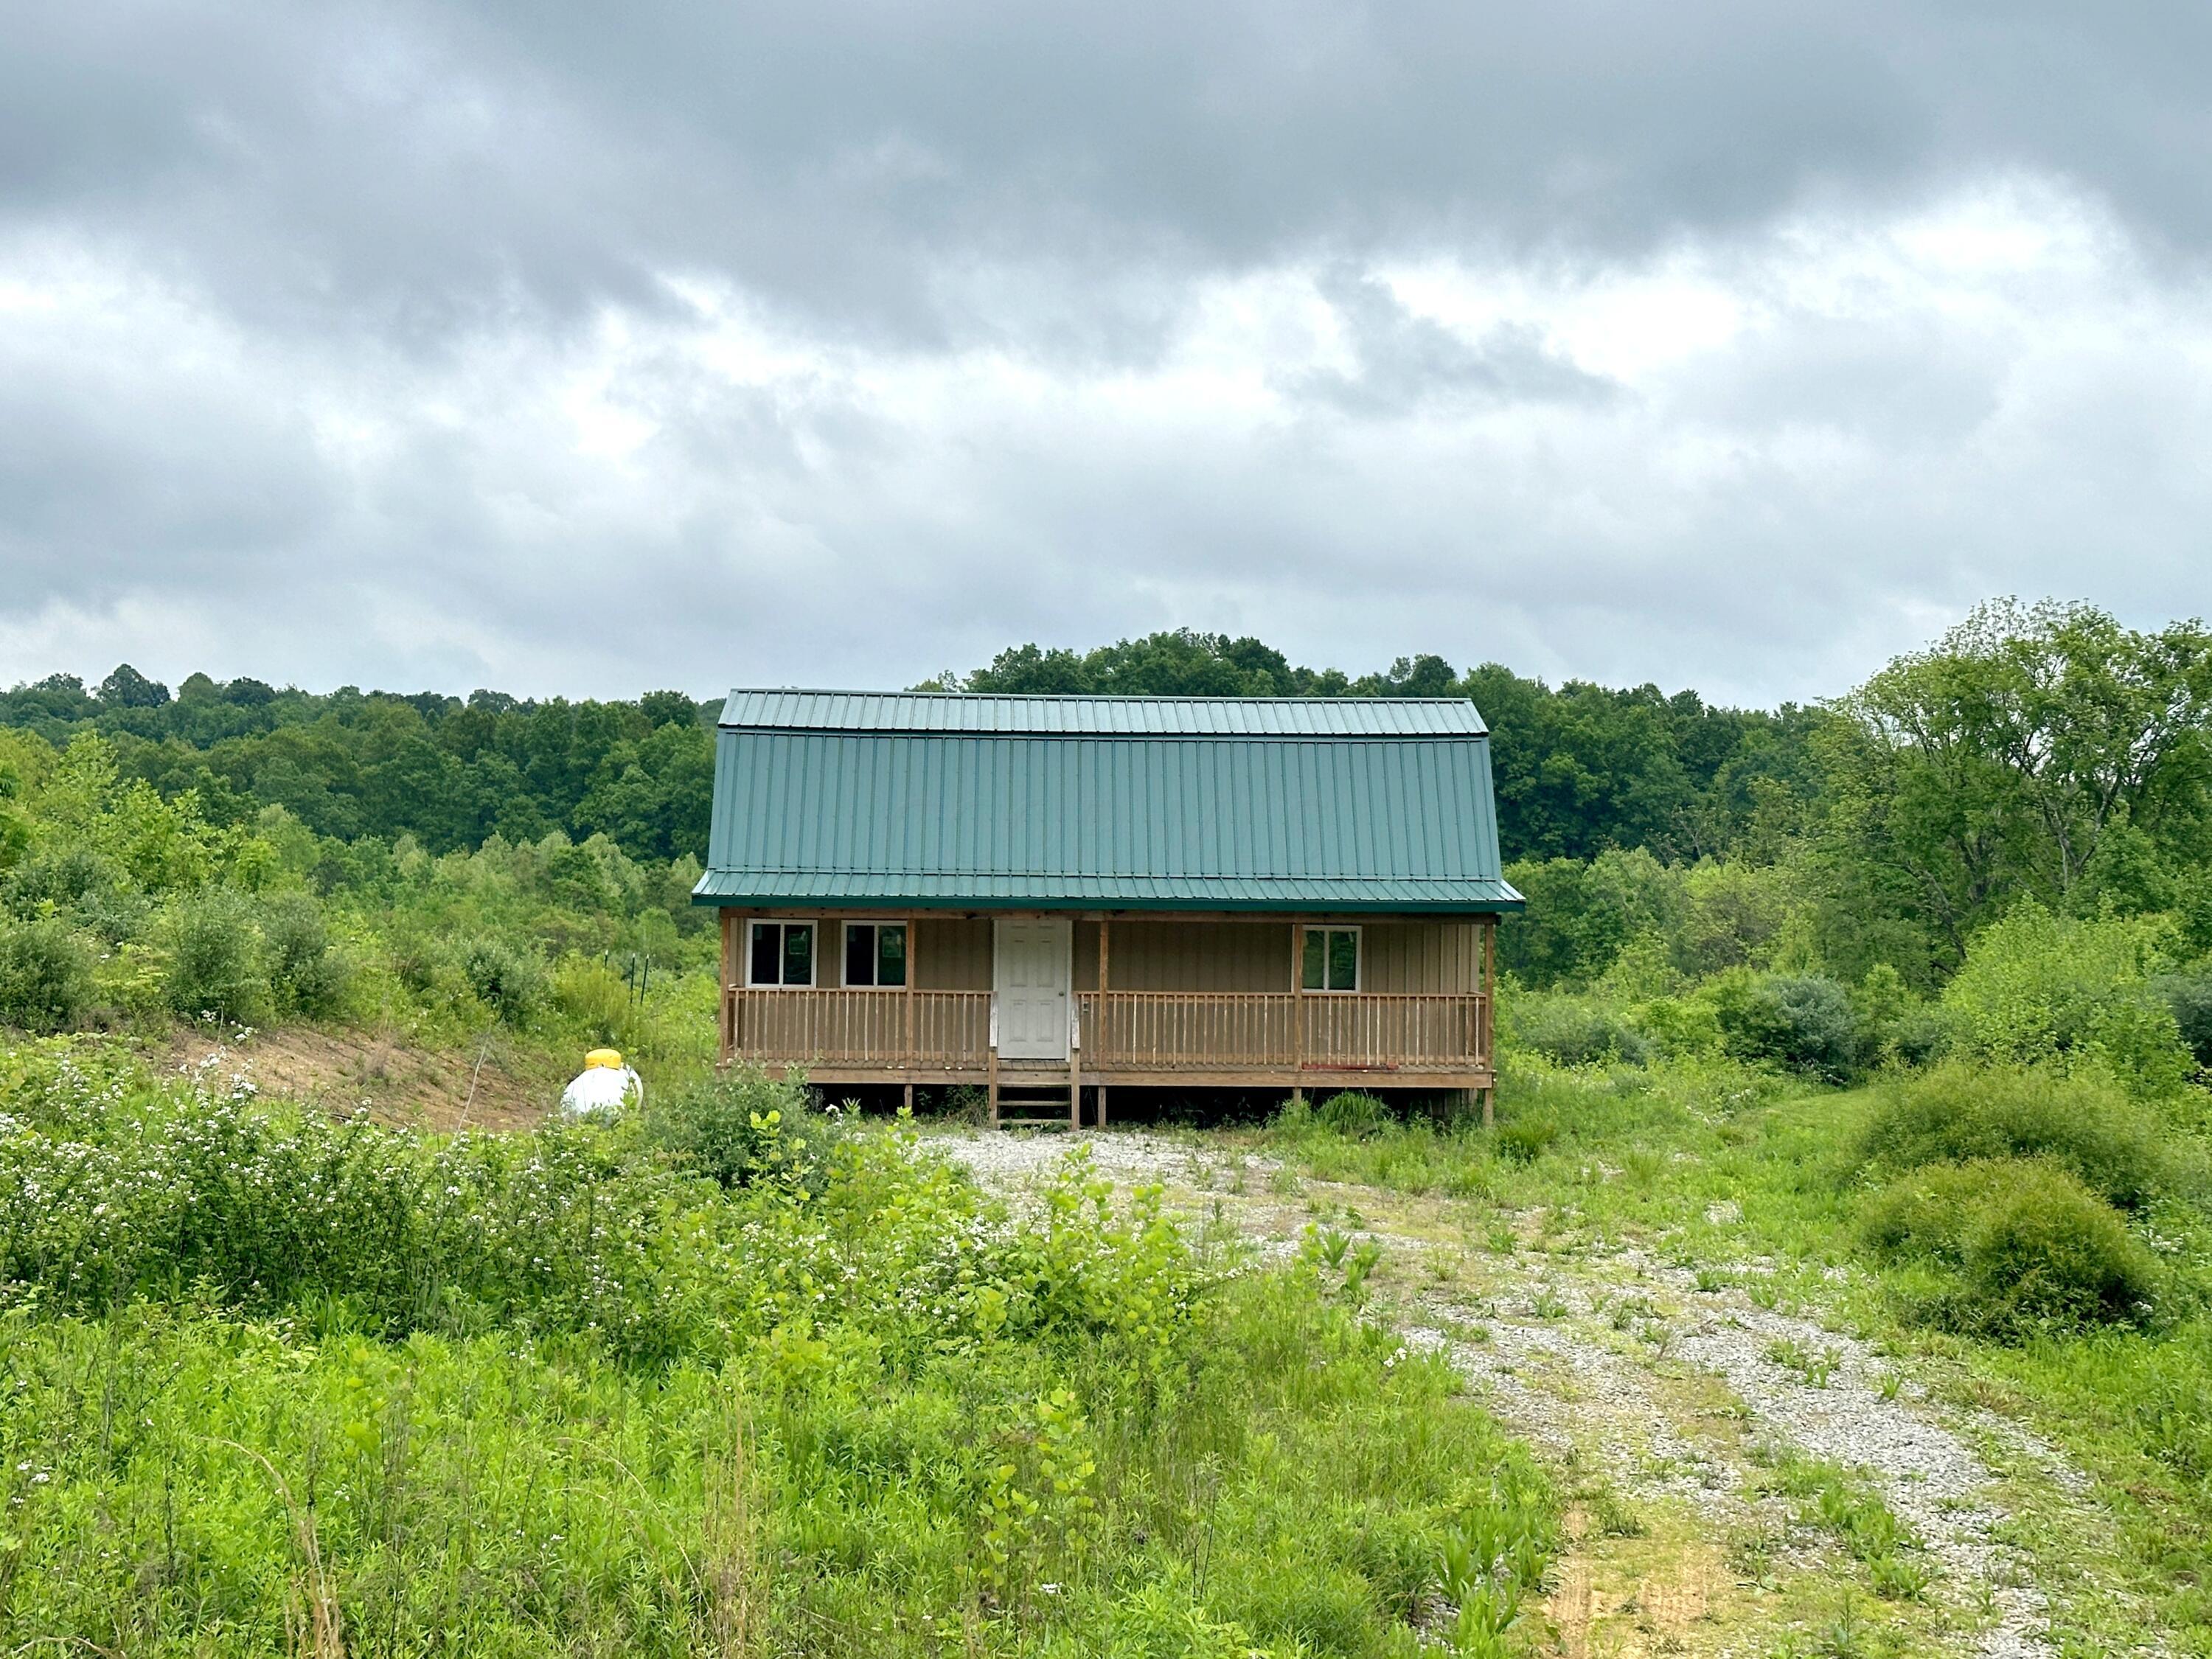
[3,2,2209,709]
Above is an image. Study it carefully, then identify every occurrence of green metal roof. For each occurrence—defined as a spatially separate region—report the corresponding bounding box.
[694,691,1523,914]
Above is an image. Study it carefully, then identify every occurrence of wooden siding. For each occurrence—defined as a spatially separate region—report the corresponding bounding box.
[1074,919,1282,991]
[1362,921,1485,994]
[914,917,992,989]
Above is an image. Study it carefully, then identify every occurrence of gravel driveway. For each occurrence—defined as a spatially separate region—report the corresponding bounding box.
[930,1127,2146,1658]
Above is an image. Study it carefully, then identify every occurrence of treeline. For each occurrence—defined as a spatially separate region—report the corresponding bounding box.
[0,669,716,860]
[7,599,2209,1003]
[6,634,1812,874]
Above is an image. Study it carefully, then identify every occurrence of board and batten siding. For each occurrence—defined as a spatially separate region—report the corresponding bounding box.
[725,914,1492,995]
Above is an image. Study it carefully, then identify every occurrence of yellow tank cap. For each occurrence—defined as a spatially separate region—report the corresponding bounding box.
[585,1048,624,1070]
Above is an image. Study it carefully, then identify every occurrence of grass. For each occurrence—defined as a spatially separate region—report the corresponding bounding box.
[0,1038,1559,1656]
[1257,1055,2212,1653]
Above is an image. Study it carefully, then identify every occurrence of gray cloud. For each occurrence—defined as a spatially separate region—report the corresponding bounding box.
[1,3,2210,708]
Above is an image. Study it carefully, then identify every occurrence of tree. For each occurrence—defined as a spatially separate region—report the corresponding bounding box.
[97,664,170,709]
[1823,600,2212,967]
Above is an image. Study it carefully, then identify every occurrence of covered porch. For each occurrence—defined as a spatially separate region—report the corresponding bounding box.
[717,910,1498,1121]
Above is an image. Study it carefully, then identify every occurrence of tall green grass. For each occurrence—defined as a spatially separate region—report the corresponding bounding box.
[0,1040,1554,1655]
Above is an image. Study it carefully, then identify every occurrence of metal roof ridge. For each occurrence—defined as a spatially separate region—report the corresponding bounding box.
[720,687,1481,704]
[715,687,1490,735]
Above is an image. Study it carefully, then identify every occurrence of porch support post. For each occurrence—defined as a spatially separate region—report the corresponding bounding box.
[1096,918,1110,1128]
[903,913,917,1113]
[1482,918,1496,1128]
[1287,919,1304,1106]
[720,911,744,1064]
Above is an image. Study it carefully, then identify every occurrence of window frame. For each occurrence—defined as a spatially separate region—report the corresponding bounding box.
[841,919,910,990]
[1300,925,1363,994]
[746,919,818,989]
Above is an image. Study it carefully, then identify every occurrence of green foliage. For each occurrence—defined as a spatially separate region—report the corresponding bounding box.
[1315,1089,1391,1137]
[0,917,94,1033]
[1703,969,1861,1081]
[1511,994,1655,1067]
[640,1064,838,1189]
[1862,1158,2160,1335]
[1495,1116,1559,1164]
[164,886,268,1022]
[0,1042,1552,1655]
[1757,1448,1932,1600]
[448,932,550,1024]
[1821,600,2212,974]
[1855,1063,2177,1211]
[2155,971,2212,1068]
[259,891,349,1016]
[1939,903,2193,1096]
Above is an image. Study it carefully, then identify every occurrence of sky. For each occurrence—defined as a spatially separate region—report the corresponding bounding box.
[2,2,2209,709]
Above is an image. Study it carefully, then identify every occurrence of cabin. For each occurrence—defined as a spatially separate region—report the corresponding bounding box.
[692,691,1523,1125]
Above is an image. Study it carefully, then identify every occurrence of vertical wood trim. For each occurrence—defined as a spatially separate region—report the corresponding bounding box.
[1288,921,1304,1101]
[720,911,742,1061]
[904,914,917,1070]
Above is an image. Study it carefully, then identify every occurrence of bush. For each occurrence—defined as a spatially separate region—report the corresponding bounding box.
[1941,903,2192,1097]
[1704,970,1860,1081]
[1514,997,1655,1068]
[640,1064,839,1190]
[1315,1090,1391,1137]
[260,893,349,1016]
[1854,1063,2175,1210]
[1495,1116,1559,1164]
[165,888,268,1023]
[0,919,94,1033]
[1862,1158,2159,1335]
[452,934,549,1024]
[2154,973,2212,1070]
[554,953,631,1042]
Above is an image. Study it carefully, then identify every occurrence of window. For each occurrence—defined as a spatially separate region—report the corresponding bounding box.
[748,921,815,987]
[844,922,908,987]
[1301,926,1360,992]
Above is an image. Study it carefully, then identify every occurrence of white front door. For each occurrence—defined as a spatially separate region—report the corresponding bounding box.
[994,917,1071,1059]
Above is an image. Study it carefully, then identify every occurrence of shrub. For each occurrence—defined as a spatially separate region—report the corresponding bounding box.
[0,919,94,1033]
[1862,1158,2158,1334]
[640,1064,838,1190]
[260,892,349,1016]
[164,888,268,1022]
[554,953,631,1042]
[1316,1090,1391,1137]
[1704,970,1860,1081]
[2154,972,2212,1070]
[452,934,549,1024]
[4,844,112,917]
[1854,1063,2175,1210]
[1941,903,2192,1097]
[1514,997,1655,1068]
[1495,1116,1559,1164]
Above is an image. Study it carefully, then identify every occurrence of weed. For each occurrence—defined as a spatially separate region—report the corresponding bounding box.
[1767,1338,1843,1388]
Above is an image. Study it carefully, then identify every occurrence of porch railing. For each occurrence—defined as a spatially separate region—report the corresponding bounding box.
[726,989,991,1067]
[1081,991,1489,1072]
[725,987,1489,1074]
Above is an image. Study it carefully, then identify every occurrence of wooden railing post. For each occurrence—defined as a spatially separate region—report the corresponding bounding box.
[1287,921,1304,1105]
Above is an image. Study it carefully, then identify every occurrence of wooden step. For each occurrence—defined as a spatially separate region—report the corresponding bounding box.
[990,1068,1077,1130]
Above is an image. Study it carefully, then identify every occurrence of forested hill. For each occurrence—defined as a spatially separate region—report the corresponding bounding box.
[6,603,2207,995]
[0,671,720,863]
[0,634,1819,869]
